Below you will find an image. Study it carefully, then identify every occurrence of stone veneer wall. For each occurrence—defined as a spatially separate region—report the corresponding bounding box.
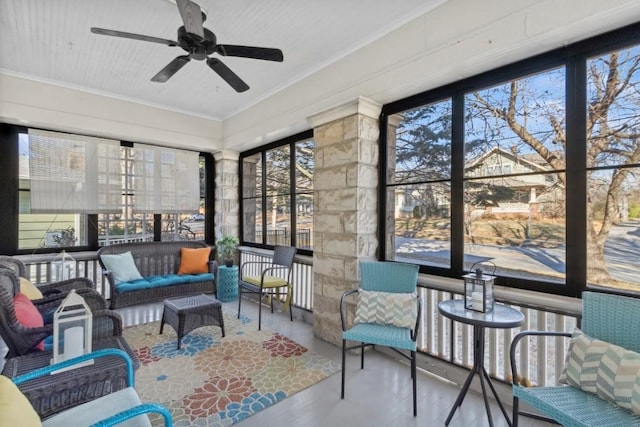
[213,151,240,256]
[308,97,382,345]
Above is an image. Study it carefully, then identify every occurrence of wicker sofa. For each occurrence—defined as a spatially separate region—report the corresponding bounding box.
[97,241,218,309]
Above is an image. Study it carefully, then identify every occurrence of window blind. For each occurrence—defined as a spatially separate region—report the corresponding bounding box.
[133,143,200,213]
[28,129,122,213]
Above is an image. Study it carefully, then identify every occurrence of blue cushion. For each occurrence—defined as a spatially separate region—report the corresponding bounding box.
[114,273,214,293]
[43,335,53,351]
[162,274,190,284]
[183,273,214,283]
[42,309,55,325]
[116,277,154,293]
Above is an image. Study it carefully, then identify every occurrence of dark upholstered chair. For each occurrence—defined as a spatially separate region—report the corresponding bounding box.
[340,261,421,416]
[237,245,296,330]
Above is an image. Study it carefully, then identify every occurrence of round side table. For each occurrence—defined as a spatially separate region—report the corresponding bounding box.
[217,265,239,302]
[438,299,524,427]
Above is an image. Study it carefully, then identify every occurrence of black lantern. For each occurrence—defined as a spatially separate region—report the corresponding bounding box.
[463,262,495,313]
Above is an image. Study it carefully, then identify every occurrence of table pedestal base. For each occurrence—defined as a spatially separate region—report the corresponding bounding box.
[444,325,512,427]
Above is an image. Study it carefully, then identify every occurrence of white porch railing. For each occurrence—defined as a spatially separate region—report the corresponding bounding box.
[15,250,581,388]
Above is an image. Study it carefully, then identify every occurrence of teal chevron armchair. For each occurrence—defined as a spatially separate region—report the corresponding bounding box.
[510,291,640,426]
[340,261,421,416]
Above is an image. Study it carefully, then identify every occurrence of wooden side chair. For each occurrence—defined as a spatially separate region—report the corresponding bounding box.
[340,261,421,416]
[237,245,296,330]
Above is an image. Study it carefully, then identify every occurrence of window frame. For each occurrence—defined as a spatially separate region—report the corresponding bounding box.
[239,129,314,256]
[0,124,214,254]
[380,22,640,298]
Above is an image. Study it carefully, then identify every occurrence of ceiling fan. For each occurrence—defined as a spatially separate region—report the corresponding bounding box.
[90,0,283,92]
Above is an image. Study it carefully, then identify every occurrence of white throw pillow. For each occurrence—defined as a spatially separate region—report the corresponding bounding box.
[100,252,143,284]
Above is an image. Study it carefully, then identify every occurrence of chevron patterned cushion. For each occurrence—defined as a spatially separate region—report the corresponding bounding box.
[595,339,640,411]
[354,290,417,329]
[632,374,640,415]
[559,328,640,412]
[560,329,602,393]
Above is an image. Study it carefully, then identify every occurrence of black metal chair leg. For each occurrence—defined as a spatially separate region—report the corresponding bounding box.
[237,286,242,319]
[258,292,263,330]
[341,339,347,399]
[512,397,519,427]
[412,350,417,416]
[288,286,294,321]
[360,343,365,369]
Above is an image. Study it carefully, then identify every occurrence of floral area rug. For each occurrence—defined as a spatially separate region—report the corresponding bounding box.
[123,309,339,426]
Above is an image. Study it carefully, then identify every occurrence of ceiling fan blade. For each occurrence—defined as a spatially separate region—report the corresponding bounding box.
[206,57,249,92]
[216,45,284,62]
[176,0,205,40]
[91,27,178,46]
[151,55,191,82]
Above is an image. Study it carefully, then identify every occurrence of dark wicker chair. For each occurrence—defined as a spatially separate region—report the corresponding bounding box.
[0,255,34,278]
[237,245,296,330]
[0,269,113,358]
[0,255,96,302]
[10,348,171,426]
[0,268,140,419]
[4,339,141,420]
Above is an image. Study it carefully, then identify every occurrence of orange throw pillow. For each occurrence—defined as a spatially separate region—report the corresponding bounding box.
[178,247,212,274]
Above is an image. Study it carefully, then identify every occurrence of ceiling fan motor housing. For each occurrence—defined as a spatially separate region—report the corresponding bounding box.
[178,26,216,60]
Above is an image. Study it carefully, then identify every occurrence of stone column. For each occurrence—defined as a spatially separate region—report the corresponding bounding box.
[213,150,240,242]
[307,97,382,345]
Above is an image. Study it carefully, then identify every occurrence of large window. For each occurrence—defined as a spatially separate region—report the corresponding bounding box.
[388,99,452,269]
[383,24,640,296]
[463,67,567,285]
[586,46,640,292]
[241,130,314,253]
[7,127,210,253]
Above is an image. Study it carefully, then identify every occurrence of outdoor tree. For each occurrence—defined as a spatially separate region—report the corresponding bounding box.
[261,139,314,245]
[392,47,640,285]
[394,103,453,221]
[471,49,640,284]
[394,103,513,242]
